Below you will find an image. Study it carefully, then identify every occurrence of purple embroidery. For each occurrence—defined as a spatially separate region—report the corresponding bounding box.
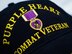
[22,9,43,30]
[24,10,36,21]
[30,19,42,30]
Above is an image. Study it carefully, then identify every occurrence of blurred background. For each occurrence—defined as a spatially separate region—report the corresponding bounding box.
[0,0,72,15]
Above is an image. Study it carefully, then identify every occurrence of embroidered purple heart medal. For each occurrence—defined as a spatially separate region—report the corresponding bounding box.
[30,18,43,30]
[22,9,43,30]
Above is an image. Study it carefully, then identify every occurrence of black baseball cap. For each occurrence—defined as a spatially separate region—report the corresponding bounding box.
[0,0,72,54]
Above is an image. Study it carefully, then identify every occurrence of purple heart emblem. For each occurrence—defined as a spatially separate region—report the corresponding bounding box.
[30,19,43,30]
[22,9,43,30]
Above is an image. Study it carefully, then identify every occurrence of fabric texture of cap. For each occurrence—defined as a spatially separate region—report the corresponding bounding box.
[0,0,72,54]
